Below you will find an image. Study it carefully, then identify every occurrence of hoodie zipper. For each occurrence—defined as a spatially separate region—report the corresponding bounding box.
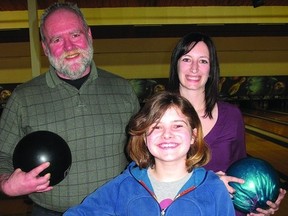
[139,180,168,215]
[160,185,197,216]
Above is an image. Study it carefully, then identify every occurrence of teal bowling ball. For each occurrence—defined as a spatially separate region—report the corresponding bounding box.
[13,131,72,186]
[226,157,280,213]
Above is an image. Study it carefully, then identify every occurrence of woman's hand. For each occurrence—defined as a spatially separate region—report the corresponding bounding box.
[216,171,244,196]
[216,171,287,216]
[247,188,286,216]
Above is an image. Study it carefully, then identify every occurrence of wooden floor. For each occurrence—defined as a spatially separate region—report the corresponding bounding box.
[0,108,287,215]
[243,109,288,179]
[0,196,32,216]
[244,109,288,216]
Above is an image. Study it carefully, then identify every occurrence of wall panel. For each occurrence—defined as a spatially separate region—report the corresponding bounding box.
[0,37,287,83]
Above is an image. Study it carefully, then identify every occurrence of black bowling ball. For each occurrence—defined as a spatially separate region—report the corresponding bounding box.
[13,131,72,186]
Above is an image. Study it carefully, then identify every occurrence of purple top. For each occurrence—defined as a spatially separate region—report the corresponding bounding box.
[203,101,247,172]
[203,101,247,216]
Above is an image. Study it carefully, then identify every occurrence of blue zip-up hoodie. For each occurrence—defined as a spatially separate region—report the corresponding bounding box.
[64,162,235,215]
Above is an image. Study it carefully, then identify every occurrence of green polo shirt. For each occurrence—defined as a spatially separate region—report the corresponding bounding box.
[0,61,140,212]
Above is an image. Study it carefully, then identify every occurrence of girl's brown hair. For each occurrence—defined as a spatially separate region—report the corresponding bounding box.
[126,91,210,172]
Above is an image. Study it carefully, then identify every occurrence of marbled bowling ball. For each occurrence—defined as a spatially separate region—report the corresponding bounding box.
[13,131,72,186]
[226,157,280,213]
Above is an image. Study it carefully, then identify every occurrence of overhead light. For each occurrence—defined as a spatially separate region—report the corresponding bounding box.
[252,0,265,8]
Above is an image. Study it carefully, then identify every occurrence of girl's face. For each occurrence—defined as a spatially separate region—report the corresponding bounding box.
[145,107,195,165]
[177,41,210,92]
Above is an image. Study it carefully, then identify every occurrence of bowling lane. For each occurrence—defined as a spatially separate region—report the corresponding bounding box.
[243,115,288,138]
[246,132,288,179]
[243,109,288,123]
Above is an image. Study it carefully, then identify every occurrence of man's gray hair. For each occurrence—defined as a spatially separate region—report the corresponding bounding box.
[39,2,89,42]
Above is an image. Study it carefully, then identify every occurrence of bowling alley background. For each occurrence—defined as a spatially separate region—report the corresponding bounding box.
[0,2,288,215]
[128,76,288,109]
[1,75,288,114]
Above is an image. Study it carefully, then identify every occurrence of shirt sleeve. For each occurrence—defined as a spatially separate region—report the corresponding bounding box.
[0,89,23,174]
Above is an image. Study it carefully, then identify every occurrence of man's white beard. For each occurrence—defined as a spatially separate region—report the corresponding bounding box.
[48,45,94,80]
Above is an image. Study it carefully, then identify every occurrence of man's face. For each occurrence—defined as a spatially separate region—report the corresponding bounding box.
[42,9,93,80]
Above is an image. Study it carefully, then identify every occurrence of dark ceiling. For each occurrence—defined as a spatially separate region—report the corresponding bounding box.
[1,0,288,10]
[0,0,288,43]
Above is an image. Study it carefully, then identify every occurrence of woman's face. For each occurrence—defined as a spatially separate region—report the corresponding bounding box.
[177,41,210,92]
[145,107,195,165]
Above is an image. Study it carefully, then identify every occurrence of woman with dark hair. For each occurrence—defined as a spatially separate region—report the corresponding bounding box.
[168,32,286,216]
[64,91,235,215]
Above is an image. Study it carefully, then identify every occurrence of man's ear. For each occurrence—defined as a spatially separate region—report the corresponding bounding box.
[87,27,93,42]
[88,27,92,38]
[41,41,49,56]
